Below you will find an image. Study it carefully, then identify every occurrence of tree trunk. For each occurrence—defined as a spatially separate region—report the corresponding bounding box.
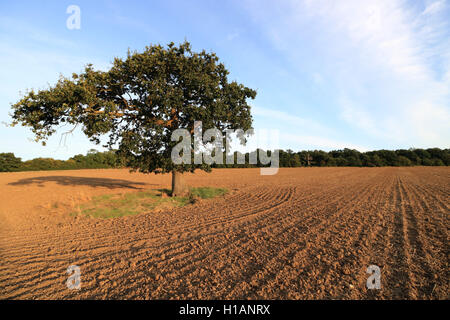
[171,170,187,196]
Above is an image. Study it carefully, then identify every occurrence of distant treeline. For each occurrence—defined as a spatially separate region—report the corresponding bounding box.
[0,149,125,172]
[0,148,449,172]
[214,148,450,168]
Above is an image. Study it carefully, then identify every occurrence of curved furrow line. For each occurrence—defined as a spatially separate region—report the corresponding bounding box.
[95,182,363,298]
[250,174,384,299]
[0,180,390,300]
[300,173,395,299]
[0,185,323,295]
[197,180,377,297]
[0,186,301,297]
[197,177,380,299]
[0,262,68,299]
[0,186,294,254]
[0,180,334,257]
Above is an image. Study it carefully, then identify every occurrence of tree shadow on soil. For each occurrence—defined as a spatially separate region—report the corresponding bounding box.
[8,176,152,189]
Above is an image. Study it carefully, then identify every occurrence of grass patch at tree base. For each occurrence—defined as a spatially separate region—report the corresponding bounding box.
[72,187,228,219]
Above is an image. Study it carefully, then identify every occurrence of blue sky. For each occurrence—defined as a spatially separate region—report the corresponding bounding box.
[1,0,449,160]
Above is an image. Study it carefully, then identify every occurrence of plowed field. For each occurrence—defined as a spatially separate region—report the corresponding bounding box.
[0,167,448,299]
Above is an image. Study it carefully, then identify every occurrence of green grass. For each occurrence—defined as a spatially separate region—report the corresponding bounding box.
[73,187,228,219]
[189,187,228,199]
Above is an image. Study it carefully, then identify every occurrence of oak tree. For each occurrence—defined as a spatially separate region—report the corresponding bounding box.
[10,41,256,195]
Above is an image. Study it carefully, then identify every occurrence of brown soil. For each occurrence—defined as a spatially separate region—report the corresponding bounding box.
[0,167,448,299]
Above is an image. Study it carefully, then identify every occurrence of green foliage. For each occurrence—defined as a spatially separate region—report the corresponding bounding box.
[432,158,445,166]
[189,187,228,199]
[0,153,22,172]
[74,187,228,218]
[10,41,256,176]
[397,156,412,166]
[1,147,448,173]
[69,149,122,169]
[213,147,450,168]
[0,150,123,172]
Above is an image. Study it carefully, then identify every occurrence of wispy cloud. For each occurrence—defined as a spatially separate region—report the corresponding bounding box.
[242,0,450,148]
[0,16,77,49]
[281,132,369,152]
[422,0,446,16]
[338,96,383,139]
[0,18,109,119]
[252,106,368,151]
[252,106,331,134]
